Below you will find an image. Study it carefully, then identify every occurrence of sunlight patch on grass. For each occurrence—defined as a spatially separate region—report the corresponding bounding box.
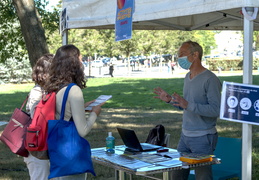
[121,91,134,95]
[0,112,13,115]
[0,84,34,94]
[217,126,239,132]
[98,122,153,128]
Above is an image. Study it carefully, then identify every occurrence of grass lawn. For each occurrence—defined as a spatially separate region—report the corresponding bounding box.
[1,75,259,179]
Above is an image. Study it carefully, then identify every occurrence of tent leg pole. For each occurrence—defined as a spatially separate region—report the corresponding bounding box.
[62,29,68,45]
[242,7,256,180]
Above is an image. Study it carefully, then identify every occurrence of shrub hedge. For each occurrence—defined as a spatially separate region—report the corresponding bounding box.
[207,57,259,71]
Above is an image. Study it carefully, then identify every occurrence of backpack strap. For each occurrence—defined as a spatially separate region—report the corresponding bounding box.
[20,95,29,110]
[59,83,76,120]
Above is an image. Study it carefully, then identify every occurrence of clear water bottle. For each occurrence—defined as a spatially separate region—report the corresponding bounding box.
[106,132,115,153]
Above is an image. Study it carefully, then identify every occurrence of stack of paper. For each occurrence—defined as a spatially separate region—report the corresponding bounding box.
[179,153,213,164]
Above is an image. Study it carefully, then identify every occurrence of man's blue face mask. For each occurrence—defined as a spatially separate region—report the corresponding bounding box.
[178,56,192,70]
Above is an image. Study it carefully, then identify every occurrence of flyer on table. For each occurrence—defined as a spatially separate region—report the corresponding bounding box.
[220,81,259,125]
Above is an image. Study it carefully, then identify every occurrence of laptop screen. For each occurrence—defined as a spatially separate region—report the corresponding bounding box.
[117,127,161,152]
[117,127,143,151]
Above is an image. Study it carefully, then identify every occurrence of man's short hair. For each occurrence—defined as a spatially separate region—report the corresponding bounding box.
[182,40,203,60]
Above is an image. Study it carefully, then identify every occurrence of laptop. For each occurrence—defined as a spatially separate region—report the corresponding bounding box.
[117,127,162,152]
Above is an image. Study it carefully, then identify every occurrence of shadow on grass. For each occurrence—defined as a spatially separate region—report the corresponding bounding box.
[1,106,259,179]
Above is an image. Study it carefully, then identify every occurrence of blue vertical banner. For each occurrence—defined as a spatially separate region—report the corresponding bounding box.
[115,0,134,41]
[220,81,259,125]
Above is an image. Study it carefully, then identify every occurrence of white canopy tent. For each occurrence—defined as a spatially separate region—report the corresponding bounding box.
[61,0,259,179]
[61,0,259,31]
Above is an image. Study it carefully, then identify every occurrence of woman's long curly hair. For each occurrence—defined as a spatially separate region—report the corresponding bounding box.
[44,45,86,92]
[32,54,53,87]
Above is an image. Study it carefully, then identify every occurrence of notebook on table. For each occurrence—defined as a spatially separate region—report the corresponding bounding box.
[117,127,162,152]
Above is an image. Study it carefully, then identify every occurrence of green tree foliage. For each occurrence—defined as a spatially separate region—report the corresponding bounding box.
[116,31,139,58]
[0,0,25,63]
[0,0,59,83]
[97,29,117,57]
[193,30,217,55]
[0,0,59,64]
[48,28,217,59]
[36,1,60,34]
[136,30,158,56]
[254,31,259,51]
[46,30,62,55]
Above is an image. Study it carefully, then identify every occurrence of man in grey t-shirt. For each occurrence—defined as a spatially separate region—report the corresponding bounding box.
[154,40,221,180]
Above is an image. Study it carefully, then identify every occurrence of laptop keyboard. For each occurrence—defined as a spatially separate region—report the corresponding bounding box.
[142,144,158,150]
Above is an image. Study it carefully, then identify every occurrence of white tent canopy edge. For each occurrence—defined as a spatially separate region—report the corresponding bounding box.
[62,0,259,31]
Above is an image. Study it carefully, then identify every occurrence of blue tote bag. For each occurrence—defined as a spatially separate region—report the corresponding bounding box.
[47,83,95,179]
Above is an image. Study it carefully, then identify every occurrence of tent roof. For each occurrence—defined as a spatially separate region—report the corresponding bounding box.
[62,0,259,31]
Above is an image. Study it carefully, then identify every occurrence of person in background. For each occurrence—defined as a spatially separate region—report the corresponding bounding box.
[171,60,176,74]
[24,54,54,180]
[44,44,104,180]
[109,63,114,77]
[154,40,221,180]
[167,60,171,73]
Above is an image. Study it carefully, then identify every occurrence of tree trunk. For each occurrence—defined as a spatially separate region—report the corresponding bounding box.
[12,0,49,68]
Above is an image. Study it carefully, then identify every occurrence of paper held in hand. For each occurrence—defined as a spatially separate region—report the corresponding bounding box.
[85,95,112,110]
